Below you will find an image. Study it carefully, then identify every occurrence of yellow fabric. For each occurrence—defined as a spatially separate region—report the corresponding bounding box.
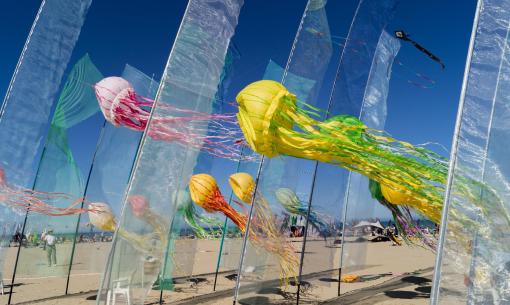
[236,80,297,157]
[236,80,448,224]
[341,274,360,283]
[189,173,218,212]
[229,172,255,204]
[88,202,117,232]
[380,184,441,223]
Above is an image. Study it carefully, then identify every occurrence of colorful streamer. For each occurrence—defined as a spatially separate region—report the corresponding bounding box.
[0,167,89,216]
[229,173,299,285]
[176,190,223,239]
[275,188,331,238]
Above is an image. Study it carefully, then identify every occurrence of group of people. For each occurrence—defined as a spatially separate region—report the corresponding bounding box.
[8,230,57,266]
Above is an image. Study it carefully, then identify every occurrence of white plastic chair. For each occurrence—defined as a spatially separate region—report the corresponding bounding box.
[106,278,131,305]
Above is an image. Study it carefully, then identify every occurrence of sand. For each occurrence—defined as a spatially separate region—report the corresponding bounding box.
[0,237,435,304]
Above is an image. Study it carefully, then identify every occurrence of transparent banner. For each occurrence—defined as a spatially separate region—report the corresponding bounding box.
[98,1,244,304]
[339,30,399,295]
[432,0,510,304]
[0,0,91,187]
[66,64,157,295]
[1,0,188,304]
[0,1,91,303]
[10,54,103,304]
[233,1,348,304]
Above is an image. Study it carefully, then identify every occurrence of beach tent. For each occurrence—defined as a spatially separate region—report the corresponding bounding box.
[353,220,384,230]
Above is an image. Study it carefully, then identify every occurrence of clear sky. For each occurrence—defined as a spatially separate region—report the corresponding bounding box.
[0,0,478,222]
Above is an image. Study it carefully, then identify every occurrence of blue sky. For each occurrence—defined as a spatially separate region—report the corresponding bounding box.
[0,0,477,222]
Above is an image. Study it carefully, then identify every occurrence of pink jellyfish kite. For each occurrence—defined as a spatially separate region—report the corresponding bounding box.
[0,167,90,216]
[94,77,254,161]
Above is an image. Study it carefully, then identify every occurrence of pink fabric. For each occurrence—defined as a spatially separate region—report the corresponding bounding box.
[94,77,133,126]
[94,77,256,161]
[128,194,149,217]
[0,168,6,186]
[0,166,90,216]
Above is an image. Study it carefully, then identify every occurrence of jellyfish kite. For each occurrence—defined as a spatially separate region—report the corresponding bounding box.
[175,190,223,239]
[235,80,509,228]
[88,202,117,232]
[368,180,436,250]
[275,188,331,239]
[88,199,167,258]
[189,173,298,284]
[94,77,253,161]
[229,173,299,284]
[0,167,90,216]
[189,174,246,231]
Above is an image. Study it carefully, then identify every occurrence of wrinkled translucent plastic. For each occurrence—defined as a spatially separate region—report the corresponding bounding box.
[0,0,90,301]
[98,1,243,303]
[339,30,399,294]
[432,0,510,304]
[67,64,157,294]
[0,0,91,187]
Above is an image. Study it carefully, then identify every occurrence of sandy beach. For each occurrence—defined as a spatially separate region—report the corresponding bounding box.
[0,237,435,304]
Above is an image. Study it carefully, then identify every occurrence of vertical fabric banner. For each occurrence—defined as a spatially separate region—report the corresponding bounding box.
[0,0,91,187]
[432,0,510,304]
[339,30,399,291]
[0,1,91,303]
[98,0,244,304]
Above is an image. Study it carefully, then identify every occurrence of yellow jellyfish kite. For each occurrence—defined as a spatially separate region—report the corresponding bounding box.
[235,80,510,226]
[229,172,299,285]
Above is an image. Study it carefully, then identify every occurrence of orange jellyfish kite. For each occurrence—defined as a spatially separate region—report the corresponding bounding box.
[189,174,246,231]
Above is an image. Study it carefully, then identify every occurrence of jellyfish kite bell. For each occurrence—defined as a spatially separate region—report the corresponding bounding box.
[189,173,246,231]
[88,202,117,232]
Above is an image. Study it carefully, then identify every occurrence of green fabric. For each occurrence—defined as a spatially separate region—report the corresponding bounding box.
[51,54,102,128]
[33,54,103,222]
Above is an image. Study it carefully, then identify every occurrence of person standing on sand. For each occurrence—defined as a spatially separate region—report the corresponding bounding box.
[43,229,57,267]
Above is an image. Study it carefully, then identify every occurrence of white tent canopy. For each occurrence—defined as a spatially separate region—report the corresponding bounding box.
[353,220,385,230]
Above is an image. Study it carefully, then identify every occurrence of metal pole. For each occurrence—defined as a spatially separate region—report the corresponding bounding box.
[231,0,310,302]
[8,144,47,304]
[65,120,108,294]
[232,159,264,305]
[300,0,363,298]
[4,2,47,304]
[296,162,319,304]
[213,217,228,291]
[213,147,245,292]
[430,0,483,302]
